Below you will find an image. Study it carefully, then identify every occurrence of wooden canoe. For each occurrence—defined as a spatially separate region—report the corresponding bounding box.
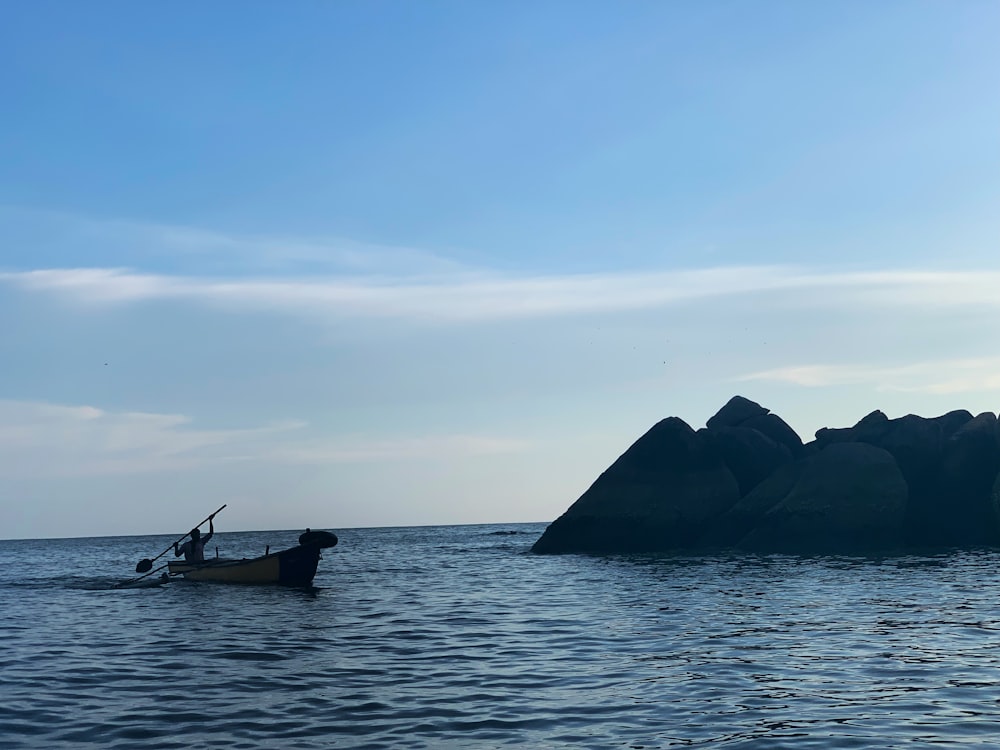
[168,532,336,585]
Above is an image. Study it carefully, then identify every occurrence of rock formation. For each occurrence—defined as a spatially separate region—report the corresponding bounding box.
[532,396,1000,554]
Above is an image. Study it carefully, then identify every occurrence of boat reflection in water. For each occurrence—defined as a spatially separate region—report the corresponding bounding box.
[168,529,338,585]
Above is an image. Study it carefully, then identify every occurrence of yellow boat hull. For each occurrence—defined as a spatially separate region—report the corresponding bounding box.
[168,543,322,585]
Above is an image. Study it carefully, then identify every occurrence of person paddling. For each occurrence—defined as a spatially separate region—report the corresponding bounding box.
[174,516,215,562]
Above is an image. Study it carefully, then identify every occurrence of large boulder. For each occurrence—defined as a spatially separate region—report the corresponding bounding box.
[836,410,1000,546]
[814,410,891,449]
[699,462,801,548]
[932,409,974,439]
[737,442,908,553]
[530,417,741,554]
[872,414,944,544]
[706,396,769,431]
[741,412,804,457]
[704,398,802,490]
[812,426,854,449]
[852,410,892,444]
[935,412,1000,545]
[712,426,792,497]
[990,471,1000,530]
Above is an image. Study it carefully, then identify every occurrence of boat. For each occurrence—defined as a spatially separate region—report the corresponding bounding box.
[167,529,338,585]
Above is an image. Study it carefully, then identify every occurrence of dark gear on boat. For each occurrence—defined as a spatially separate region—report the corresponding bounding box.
[298,528,339,548]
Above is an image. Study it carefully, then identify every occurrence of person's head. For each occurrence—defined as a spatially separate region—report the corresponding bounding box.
[190,528,201,542]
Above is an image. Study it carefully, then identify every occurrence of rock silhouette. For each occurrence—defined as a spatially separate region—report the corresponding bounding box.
[532,396,1000,554]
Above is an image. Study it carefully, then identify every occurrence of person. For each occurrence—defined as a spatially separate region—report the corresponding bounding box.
[174,516,214,562]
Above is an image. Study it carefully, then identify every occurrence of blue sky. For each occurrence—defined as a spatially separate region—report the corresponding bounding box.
[2,2,1000,539]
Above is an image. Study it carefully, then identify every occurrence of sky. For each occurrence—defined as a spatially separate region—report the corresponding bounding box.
[2,1,1000,539]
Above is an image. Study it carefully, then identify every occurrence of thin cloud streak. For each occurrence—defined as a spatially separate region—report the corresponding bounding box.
[5,265,1000,323]
[737,356,1000,395]
[0,205,469,275]
[0,400,530,479]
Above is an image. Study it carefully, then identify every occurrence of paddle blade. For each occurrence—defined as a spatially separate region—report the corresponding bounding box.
[136,558,153,573]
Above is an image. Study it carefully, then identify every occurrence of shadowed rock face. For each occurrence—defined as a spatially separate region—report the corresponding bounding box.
[706,395,768,431]
[936,412,1000,545]
[712,426,792,498]
[532,396,1000,555]
[736,443,907,553]
[530,417,740,554]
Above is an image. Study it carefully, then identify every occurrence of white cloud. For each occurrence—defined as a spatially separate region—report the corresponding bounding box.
[6,265,1000,324]
[4,268,183,303]
[0,400,530,479]
[0,205,469,275]
[6,208,1000,323]
[736,356,1000,394]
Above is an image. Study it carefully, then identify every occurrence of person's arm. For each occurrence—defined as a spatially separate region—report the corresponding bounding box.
[174,541,183,557]
[201,518,215,546]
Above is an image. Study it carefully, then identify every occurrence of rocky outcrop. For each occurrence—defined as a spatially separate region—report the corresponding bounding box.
[875,414,945,544]
[700,463,801,548]
[532,396,1000,555]
[706,395,768,431]
[530,417,741,554]
[737,443,907,553]
[936,412,1000,545]
[706,395,804,457]
[741,413,805,458]
[712,426,792,498]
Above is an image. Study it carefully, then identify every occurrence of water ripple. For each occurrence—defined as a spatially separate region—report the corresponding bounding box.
[4,527,1000,747]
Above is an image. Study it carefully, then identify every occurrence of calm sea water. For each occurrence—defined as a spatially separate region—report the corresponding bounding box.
[2,523,1000,748]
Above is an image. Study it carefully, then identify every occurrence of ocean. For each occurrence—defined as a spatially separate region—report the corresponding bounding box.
[2,523,1000,749]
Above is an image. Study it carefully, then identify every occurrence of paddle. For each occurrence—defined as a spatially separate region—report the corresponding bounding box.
[115,563,169,589]
[135,504,227,573]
